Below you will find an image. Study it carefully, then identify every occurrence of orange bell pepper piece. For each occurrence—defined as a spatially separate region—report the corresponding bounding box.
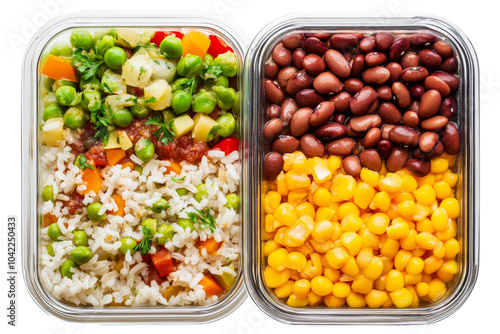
[42,213,58,227]
[105,148,126,166]
[110,194,126,217]
[197,238,223,255]
[151,247,175,277]
[199,275,224,297]
[181,31,211,58]
[80,166,103,195]
[41,54,77,82]
[165,161,182,175]
[121,161,136,170]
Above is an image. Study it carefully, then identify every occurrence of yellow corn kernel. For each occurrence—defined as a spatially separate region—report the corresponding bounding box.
[365,289,388,308]
[416,281,430,297]
[379,174,404,194]
[379,236,399,259]
[323,267,341,283]
[262,181,270,194]
[416,219,434,233]
[262,229,276,241]
[263,240,282,257]
[423,255,444,274]
[414,184,436,206]
[405,272,422,286]
[433,241,446,259]
[356,248,374,269]
[265,214,279,233]
[380,256,395,275]
[269,182,278,191]
[386,269,404,292]
[338,202,360,220]
[284,252,306,272]
[431,207,448,231]
[374,274,387,291]
[373,191,391,211]
[276,172,289,197]
[315,207,336,222]
[331,175,356,201]
[264,266,291,288]
[274,203,298,227]
[311,220,334,243]
[436,260,458,283]
[287,189,309,206]
[268,247,289,272]
[300,259,322,280]
[363,256,384,280]
[346,291,366,308]
[331,282,351,298]
[430,157,449,174]
[283,153,294,172]
[310,157,333,183]
[394,250,412,271]
[396,200,417,219]
[421,273,432,284]
[394,192,415,204]
[312,187,331,207]
[285,170,311,191]
[340,232,363,256]
[360,168,379,187]
[442,169,458,188]
[286,294,309,307]
[353,182,375,209]
[264,191,281,214]
[311,276,334,296]
[330,222,343,242]
[412,247,426,258]
[444,238,460,259]
[440,198,459,219]
[417,173,435,187]
[327,155,342,172]
[390,288,413,308]
[433,181,451,199]
[341,256,359,277]
[359,226,380,250]
[273,227,288,246]
[407,285,420,307]
[401,174,418,192]
[292,279,311,299]
[310,239,334,254]
[340,214,364,233]
[400,229,417,251]
[351,275,374,294]
[412,203,431,221]
[324,294,345,308]
[428,278,447,301]
[416,232,438,250]
[274,280,294,299]
[367,213,390,235]
[406,257,425,275]
[435,220,457,242]
[284,216,315,247]
[308,291,323,306]
[295,202,315,220]
[386,219,410,240]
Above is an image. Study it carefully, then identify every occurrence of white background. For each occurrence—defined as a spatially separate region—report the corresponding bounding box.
[1,0,498,333]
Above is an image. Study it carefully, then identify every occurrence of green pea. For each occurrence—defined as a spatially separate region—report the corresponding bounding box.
[96,35,115,56]
[214,51,238,77]
[60,259,76,278]
[64,106,89,130]
[134,165,143,175]
[47,223,63,241]
[159,36,183,60]
[177,55,203,78]
[176,188,188,196]
[192,90,217,114]
[55,86,80,106]
[135,138,155,163]
[104,47,127,70]
[204,75,229,91]
[70,30,93,50]
[96,63,108,79]
[42,104,64,122]
[203,53,214,66]
[49,42,73,57]
[93,30,109,45]
[157,224,174,245]
[213,86,236,111]
[130,97,152,119]
[72,231,88,247]
[162,109,176,123]
[225,193,240,210]
[151,198,169,213]
[194,184,208,203]
[171,90,192,114]
[80,76,102,91]
[71,246,93,265]
[216,113,236,138]
[42,185,55,202]
[81,90,102,112]
[178,218,195,232]
[119,237,137,255]
[87,202,107,222]
[142,218,158,235]
[46,243,55,257]
[112,108,133,127]
[232,91,240,117]
[55,80,78,90]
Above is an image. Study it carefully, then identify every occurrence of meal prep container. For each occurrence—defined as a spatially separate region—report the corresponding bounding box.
[21,12,248,323]
[243,14,479,325]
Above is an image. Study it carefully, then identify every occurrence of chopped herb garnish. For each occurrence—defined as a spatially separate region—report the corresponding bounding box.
[133,224,153,255]
[180,77,198,96]
[138,66,147,80]
[94,285,98,290]
[145,117,176,145]
[75,155,94,170]
[90,103,114,143]
[132,286,138,295]
[171,176,186,182]
[201,64,223,80]
[71,49,104,81]
[145,96,157,104]
[153,59,160,65]
[187,208,217,233]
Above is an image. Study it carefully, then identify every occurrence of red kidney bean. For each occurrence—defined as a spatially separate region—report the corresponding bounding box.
[392,82,411,108]
[330,92,351,112]
[409,100,420,112]
[343,78,364,94]
[433,41,453,58]
[379,102,402,124]
[292,49,306,70]
[409,84,425,98]
[329,34,359,51]
[277,67,297,88]
[377,139,392,159]
[343,51,353,62]
[437,97,456,119]
[402,111,420,128]
[375,32,395,51]
[413,141,444,158]
[263,118,284,141]
[419,132,440,152]
[381,124,395,140]
[419,89,442,118]
[389,36,411,60]
[349,114,382,132]
[400,52,419,69]
[386,147,411,172]
[296,89,324,108]
[271,136,299,154]
[300,134,325,158]
[310,101,335,127]
[411,33,437,48]
[418,49,442,70]
[349,87,378,115]
[264,79,284,105]
[386,62,403,83]
[350,54,365,78]
[442,57,458,74]
[333,114,345,124]
[286,70,315,95]
[289,107,313,137]
[327,138,357,156]
[424,76,450,96]
[430,71,459,93]
[420,115,448,130]
[365,52,387,66]
[345,122,362,138]
[359,149,382,171]
[263,152,284,181]
[313,72,343,94]
[343,155,362,177]
[302,54,326,75]
[400,66,429,82]
[265,60,279,79]
[302,37,328,55]
[389,126,419,147]
[304,32,332,40]
[272,42,292,67]
[280,98,299,124]
[362,66,391,84]
[363,127,381,148]
[324,49,351,78]
[441,123,460,154]
[358,36,374,52]
[267,104,281,119]
[315,123,347,140]
[406,158,431,177]
[376,85,393,101]
[282,33,304,49]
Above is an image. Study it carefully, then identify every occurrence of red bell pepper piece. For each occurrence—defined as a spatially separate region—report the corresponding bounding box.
[206,35,234,57]
[151,247,175,277]
[151,31,185,47]
[211,138,239,156]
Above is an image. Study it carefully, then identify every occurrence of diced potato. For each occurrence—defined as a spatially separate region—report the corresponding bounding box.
[144,79,172,110]
[115,28,153,48]
[103,131,121,149]
[105,94,137,111]
[102,70,127,94]
[42,92,58,109]
[118,131,133,151]
[214,264,236,290]
[41,117,64,147]
[151,58,177,83]
[192,113,220,142]
[172,115,194,137]
[121,54,154,88]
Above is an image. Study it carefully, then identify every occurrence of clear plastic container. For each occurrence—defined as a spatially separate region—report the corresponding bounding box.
[21,11,247,323]
[243,14,479,324]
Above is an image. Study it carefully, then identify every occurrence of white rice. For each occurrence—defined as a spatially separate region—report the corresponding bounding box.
[39,130,241,306]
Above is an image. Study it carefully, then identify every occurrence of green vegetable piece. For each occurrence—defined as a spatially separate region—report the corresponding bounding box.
[204,75,229,91]
[214,263,236,289]
[60,259,76,278]
[70,30,93,50]
[72,231,88,247]
[96,35,116,56]
[151,198,169,213]
[134,165,143,175]
[46,243,55,257]
[119,237,137,255]
[75,155,93,170]
[202,53,214,66]
[104,47,127,70]
[177,54,203,78]
[213,86,236,111]
[49,42,73,57]
[130,97,152,119]
[214,51,238,77]
[160,36,183,60]
[170,78,190,93]
[194,184,208,203]
[42,185,55,202]
[171,90,192,114]
[87,202,107,222]
[55,86,80,106]
[47,223,63,242]
[232,91,240,117]
[81,90,102,112]
[112,108,133,127]
[157,224,175,245]
[134,138,155,163]
[225,193,240,210]
[176,188,188,196]
[142,218,158,235]
[55,80,78,90]
[178,218,195,232]
[216,113,236,138]
[63,106,89,130]
[96,63,108,78]
[71,246,93,265]
[162,109,176,123]
[192,89,217,114]
[80,76,101,91]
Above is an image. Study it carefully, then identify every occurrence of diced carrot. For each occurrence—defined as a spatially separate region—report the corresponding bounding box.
[181,31,211,58]
[110,194,126,217]
[197,238,222,255]
[105,148,126,166]
[43,213,58,227]
[165,161,182,175]
[121,161,135,170]
[41,54,77,82]
[151,247,175,277]
[80,166,103,195]
[106,235,113,241]
[199,275,224,297]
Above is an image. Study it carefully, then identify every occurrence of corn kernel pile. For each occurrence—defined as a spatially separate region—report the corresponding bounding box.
[262,151,460,308]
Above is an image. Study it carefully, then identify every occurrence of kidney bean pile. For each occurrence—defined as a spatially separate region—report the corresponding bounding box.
[263,31,460,181]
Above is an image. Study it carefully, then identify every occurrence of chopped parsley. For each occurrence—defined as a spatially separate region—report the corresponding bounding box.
[71,49,104,81]
[171,176,186,182]
[145,117,176,145]
[153,59,160,65]
[75,155,94,170]
[145,96,157,104]
[201,64,223,80]
[138,66,147,80]
[132,286,138,295]
[133,224,153,255]
[90,103,114,144]
[180,77,198,96]
[187,208,217,233]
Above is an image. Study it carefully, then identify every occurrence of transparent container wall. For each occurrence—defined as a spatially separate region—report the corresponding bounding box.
[243,14,479,324]
[22,12,248,323]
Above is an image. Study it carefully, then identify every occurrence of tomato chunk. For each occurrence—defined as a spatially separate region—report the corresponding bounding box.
[151,31,184,47]
[151,247,175,277]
